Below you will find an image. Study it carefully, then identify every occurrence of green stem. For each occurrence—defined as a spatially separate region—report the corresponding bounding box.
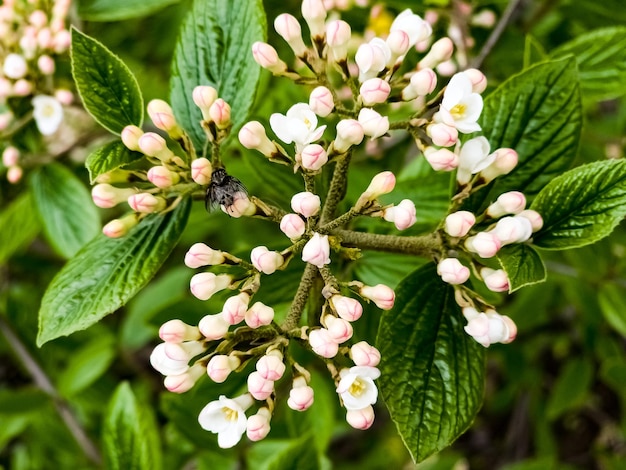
[281,263,318,331]
[320,153,351,225]
[334,229,440,256]
[318,207,360,233]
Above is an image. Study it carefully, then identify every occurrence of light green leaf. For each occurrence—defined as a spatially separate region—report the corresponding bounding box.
[103,382,162,470]
[523,35,548,69]
[598,283,626,337]
[30,163,100,259]
[496,244,546,292]
[551,26,626,100]
[37,199,190,346]
[170,0,266,150]
[247,436,320,470]
[545,358,593,420]
[377,263,485,463]
[530,159,626,250]
[0,192,40,264]
[86,140,144,184]
[71,27,143,134]
[78,0,180,21]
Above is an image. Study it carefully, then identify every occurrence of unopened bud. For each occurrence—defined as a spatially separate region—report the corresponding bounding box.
[247,371,275,400]
[287,377,315,411]
[518,210,543,232]
[481,148,518,182]
[359,78,391,106]
[2,146,20,167]
[326,20,351,62]
[360,284,395,310]
[239,121,278,157]
[256,351,285,381]
[37,55,55,75]
[189,272,232,301]
[121,125,144,151]
[13,79,32,96]
[444,211,475,237]
[192,86,218,120]
[274,13,307,56]
[301,0,327,38]
[7,166,23,184]
[333,119,364,153]
[358,171,396,205]
[159,319,201,343]
[481,267,510,292]
[427,123,458,147]
[463,68,487,93]
[207,355,240,383]
[147,165,180,188]
[300,143,328,171]
[245,301,275,328]
[424,147,458,172]
[403,68,438,100]
[252,42,288,74]
[221,292,250,325]
[208,98,231,129]
[291,191,321,217]
[324,315,353,344]
[491,216,533,245]
[247,408,272,442]
[330,295,363,322]
[147,99,183,138]
[418,37,454,69]
[486,191,526,218]
[465,232,501,258]
[3,53,28,79]
[128,193,167,213]
[279,213,306,239]
[198,313,230,340]
[184,242,226,268]
[191,158,212,185]
[350,341,381,367]
[386,30,410,60]
[346,406,375,430]
[383,199,417,230]
[164,364,205,393]
[437,258,470,284]
[309,86,334,117]
[250,246,285,275]
[308,328,338,358]
[102,213,138,238]
[358,108,389,140]
[302,232,331,268]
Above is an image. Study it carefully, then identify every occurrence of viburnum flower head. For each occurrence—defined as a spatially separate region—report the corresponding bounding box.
[336,366,380,410]
[437,72,483,134]
[456,136,496,185]
[270,103,326,152]
[32,95,63,135]
[198,394,254,448]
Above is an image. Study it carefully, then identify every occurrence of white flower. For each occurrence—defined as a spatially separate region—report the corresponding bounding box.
[456,136,496,185]
[390,9,432,47]
[462,308,516,347]
[32,95,63,135]
[3,53,28,79]
[269,103,326,152]
[198,394,253,448]
[336,366,380,410]
[437,72,483,134]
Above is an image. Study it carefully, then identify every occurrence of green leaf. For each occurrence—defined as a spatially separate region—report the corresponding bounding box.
[71,27,143,134]
[545,358,593,420]
[598,283,626,337]
[37,199,190,346]
[466,57,582,212]
[530,159,626,250]
[377,263,486,463]
[30,163,100,259]
[103,382,162,470]
[170,0,266,150]
[78,0,180,21]
[496,244,546,292]
[551,26,626,100]
[0,192,40,265]
[86,140,144,184]
[247,436,320,470]
[523,35,548,69]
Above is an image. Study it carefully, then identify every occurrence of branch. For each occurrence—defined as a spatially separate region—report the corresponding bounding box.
[335,229,440,257]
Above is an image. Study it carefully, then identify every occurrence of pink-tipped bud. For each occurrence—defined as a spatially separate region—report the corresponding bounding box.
[208,98,231,129]
[324,315,353,344]
[518,210,543,232]
[38,28,54,49]
[164,364,205,393]
[13,79,32,96]
[53,30,71,52]
[252,42,288,74]
[3,53,28,79]
[147,99,183,138]
[121,125,144,151]
[486,191,526,218]
[358,108,389,140]
[359,78,391,107]
[247,371,274,400]
[360,170,396,201]
[239,121,278,157]
[346,405,375,430]
[465,232,502,258]
[301,232,331,268]
[287,377,315,410]
[444,211,476,237]
[418,37,454,69]
[7,166,23,184]
[309,86,334,117]
[326,19,351,62]
[198,313,230,340]
[501,315,517,344]
[491,216,533,245]
[333,119,364,154]
[207,355,240,383]
[223,192,256,218]
[192,85,218,120]
[382,199,417,230]
[355,39,391,81]
[184,242,226,268]
[437,258,470,285]
[102,213,138,238]
[308,328,339,358]
[221,293,250,325]
[350,342,381,367]
[279,213,306,239]
[250,246,284,275]
[0,112,13,131]
[159,319,200,343]
[245,301,275,328]
[37,55,55,75]
[147,165,180,188]
[423,146,458,172]
[54,89,73,106]
[463,68,488,93]
[481,148,519,182]
[2,146,20,167]
[189,272,232,301]
[128,193,166,213]
[291,191,321,217]
[360,284,395,310]
[29,10,48,28]
[247,408,272,441]
[300,143,328,171]
[191,157,212,185]
[330,295,363,322]
[256,351,285,381]
[138,132,168,157]
[274,13,307,57]
[386,30,410,59]
[481,267,510,292]
[301,0,327,38]
[427,123,458,147]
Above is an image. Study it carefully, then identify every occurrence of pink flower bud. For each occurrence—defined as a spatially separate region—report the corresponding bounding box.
[221,293,250,325]
[128,193,166,213]
[250,246,284,275]
[309,86,334,117]
[239,121,278,157]
[256,352,285,381]
[3,53,28,79]
[198,313,230,340]
[403,68,438,100]
[383,199,417,230]
[481,267,510,292]
[223,192,256,218]
[444,211,476,237]
[350,341,381,367]
[359,78,391,106]
[164,364,205,393]
[463,68,487,93]
[93,185,132,209]
[189,272,232,300]
[308,328,339,358]
[2,146,20,167]
[324,315,353,343]
[424,147,459,171]
[302,232,331,268]
[287,377,315,411]
[274,13,307,56]
[37,55,55,75]
[436,60,457,77]
[252,42,288,74]
[518,210,543,232]
[501,315,517,344]
[184,242,226,268]
[207,355,240,383]
[481,148,518,182]
[465,232,502,258]
[491,216,533,245]
[301,0,326,38]
[346,405,375,430]
[427,123,458,147]
[326,19,351,62]
[38,28,54,49]
[358,108,389,140]
[291,191,321,217]
[208,98,231,129]
[247,408,272,441]
[0,112,13,131]
[13,79,32,96]
[247,371,274,400]
[330,295,363,322]
[147,99,182,138]
[191,157,212,185]
[29,10,48,28]
[138,132,167,157]
[150,341,204,376]
[437,258,470,284]
[418,37,454,69]
[192,85,218,120]
[361,171,396,200]
[121,125,144,151]
[245,301,275,328]
[279,213,306,239]
[300,143,328,171]
[54,89,74,106]
[355,39,391,81]
[7,166,23,184]
[159,319,200,343]
[102,214,138,238]
[333,119,364,153]
[147,165,180,188]
[360,284,395,310]
[487,191,526,218]
[386,30,410,58]
[464,309,512,347]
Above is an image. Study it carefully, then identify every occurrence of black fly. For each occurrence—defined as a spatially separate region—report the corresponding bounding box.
[205,168,248,213]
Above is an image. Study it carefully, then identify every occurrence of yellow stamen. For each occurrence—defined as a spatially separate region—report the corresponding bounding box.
[349,378,366,397]
[222,406,239,422]
[450,103,466,120]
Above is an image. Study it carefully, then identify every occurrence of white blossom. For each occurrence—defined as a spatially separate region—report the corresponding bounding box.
[437,72,483,134]
[32,95,63,135]
[198,394,253,448]
[269,103,326,152]
[336,366,380,410]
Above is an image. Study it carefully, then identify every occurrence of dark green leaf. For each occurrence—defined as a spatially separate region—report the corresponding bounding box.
[598,283,626,337]
[0,388,50,414]
[531,159,626,249]
[170,0,266,150]
[78,0,180,21]
[545,358,593,420]
[30,163,100,259]
[71,27,143,134]
[37,199,190,346]
[103,382,162,470]
[496,244,546,292]
[0,192,40,264]
[377,263,485,463]
[247,435,320,470]
[86,140,144,184]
